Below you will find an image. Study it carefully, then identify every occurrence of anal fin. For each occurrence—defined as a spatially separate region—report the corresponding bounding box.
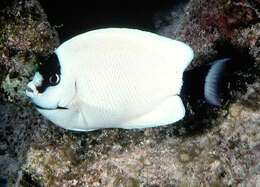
[122,95,185,129]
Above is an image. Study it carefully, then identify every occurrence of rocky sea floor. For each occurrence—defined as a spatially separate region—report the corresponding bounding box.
[0,0,260,186]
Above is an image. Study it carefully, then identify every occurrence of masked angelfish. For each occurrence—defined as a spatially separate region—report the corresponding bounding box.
[26,28,227,131]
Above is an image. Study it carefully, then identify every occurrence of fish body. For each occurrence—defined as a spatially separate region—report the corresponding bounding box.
[26,28,222,131]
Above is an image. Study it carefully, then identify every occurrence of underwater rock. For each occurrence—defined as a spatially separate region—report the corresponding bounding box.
[1,0,260,186]
[156,0,260,69]
[0,0,59,184]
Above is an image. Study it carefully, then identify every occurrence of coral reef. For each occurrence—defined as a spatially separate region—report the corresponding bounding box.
[0,0,260,186]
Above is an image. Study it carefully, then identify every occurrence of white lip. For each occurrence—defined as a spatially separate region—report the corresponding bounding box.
[26,81,38,98]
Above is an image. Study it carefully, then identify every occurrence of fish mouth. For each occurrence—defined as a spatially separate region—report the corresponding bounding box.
[34,104,68,110]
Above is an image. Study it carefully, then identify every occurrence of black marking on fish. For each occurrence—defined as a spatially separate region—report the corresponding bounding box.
[36,53,61,93]
[35,104,68,110]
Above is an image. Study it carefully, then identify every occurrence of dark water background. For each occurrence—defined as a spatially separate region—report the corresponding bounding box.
[38,1,178,42]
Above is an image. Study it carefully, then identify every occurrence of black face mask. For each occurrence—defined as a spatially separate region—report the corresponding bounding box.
[36,53,61,93]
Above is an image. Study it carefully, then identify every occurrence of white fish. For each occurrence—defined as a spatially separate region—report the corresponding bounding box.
[26,28,225,131]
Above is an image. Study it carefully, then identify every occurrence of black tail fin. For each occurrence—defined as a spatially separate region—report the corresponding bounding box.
[181,58,231,107]
[204,58,230,106]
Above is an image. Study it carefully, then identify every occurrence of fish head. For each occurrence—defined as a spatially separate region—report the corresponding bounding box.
[26,53,75,110]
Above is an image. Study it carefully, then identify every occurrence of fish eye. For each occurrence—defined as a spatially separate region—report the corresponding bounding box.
[49,74,60,86]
